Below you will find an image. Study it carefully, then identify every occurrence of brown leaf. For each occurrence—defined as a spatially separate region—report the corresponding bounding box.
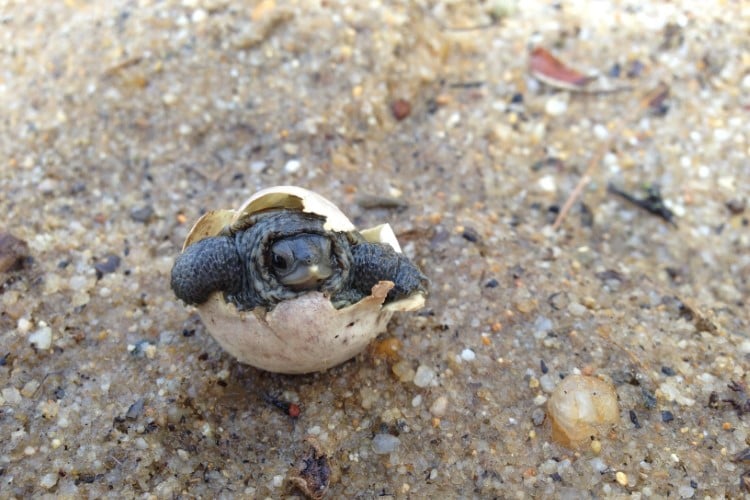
[529,47,591,90]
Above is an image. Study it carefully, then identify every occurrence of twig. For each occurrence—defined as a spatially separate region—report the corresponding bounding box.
[551,144,606,230]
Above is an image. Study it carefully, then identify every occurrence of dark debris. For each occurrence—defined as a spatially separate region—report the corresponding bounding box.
[607,182,677,226]
[288,437,331,499]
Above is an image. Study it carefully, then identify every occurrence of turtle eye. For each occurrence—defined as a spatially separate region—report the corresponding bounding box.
[271,250,291,271]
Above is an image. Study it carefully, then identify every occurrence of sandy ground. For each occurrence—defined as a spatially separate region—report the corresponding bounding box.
[1,0,749,497]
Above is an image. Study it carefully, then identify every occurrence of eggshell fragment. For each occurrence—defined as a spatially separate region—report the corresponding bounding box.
[547,374,619,449]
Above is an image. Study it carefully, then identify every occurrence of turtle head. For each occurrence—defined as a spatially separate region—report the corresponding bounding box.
[269,234,333,290]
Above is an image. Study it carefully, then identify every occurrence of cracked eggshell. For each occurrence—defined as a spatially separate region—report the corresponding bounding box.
[181,186,425,374]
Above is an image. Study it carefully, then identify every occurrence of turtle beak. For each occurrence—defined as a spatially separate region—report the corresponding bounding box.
[283,262,333,290]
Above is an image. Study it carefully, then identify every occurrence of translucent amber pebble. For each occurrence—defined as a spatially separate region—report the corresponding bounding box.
[547,374,619,449]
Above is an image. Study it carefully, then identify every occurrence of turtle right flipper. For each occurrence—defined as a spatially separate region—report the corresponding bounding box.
[349,242,428,303]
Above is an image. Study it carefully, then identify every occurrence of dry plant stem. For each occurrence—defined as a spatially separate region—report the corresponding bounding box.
[552,86,657,231]
[551,144,606,230]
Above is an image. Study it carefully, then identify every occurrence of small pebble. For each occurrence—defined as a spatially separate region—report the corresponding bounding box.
[282,143,299,155]
[590,439,602,454]
[547,375,619,448]
[0,232,29,272]
[677,485,695,498]
[391,99,412,121]
[284,159,301,173]
[413,365,436,387]
[567,302,587,316]
[126,398,145,419]
[392,360,415,383]
[2,387,22,405]
[531,408,545,426]
[94,254,121,279]
[372,433,400,454]
[593,123,609,140]
[40,473,58,489]
[661,366,676,376]
[130,205,155,223]
[544,94,568,116]
[616,471,628,486]
[460,348,476,361]
[20,380,40,398]
[429,395,448,417]
[485,278,499,288]
[661,410,674,423]
[29,324,53,350]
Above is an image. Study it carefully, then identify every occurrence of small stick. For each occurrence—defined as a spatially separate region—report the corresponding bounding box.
[551,144,606,231]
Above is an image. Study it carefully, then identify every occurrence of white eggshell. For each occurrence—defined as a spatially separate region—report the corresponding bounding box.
[181,186,426,373]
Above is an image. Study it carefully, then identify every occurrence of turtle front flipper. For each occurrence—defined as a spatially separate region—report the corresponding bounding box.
[349,242,428,303]
[170,236,244,306]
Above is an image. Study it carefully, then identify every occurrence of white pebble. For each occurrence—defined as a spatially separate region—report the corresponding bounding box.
[250,161,266,173]
[191,8,207,23]
[135,437,148,450]
[17,317,32,334]
[413,365,436,387]
[593,123,609,140]
[29,325,53,350]
[284,159,301,173]
[40,473,58,489]
[411,395,422,407]
[460,348,476,361]
[272,475,284,488]
[2,387,22,405]
[678,485,695,498]
[537,175,556,192]
[545,95,568,116]
[69,275,88,291]
[372,433,400,454]
[429,395,448,416]
[567,302,587,316]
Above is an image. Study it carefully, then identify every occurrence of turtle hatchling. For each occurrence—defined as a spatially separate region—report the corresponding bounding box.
[171,186,428,374]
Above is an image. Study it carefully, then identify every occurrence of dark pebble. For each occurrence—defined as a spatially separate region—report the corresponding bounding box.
[126,397,145,419]
[510,92,524,104]
[130,340,153,357]
[540,359,548,374]
[690,480,698,489]
[661,366,676,376]
[642,388,657,409]
[484,278,499,288]
[661,410,674,423]
[461,227,481,243]
[550,472,562,482]
[182,329,195,337]
[130,205,155,223]
[391,99,412,121]
[53,386,66,400]
[629,409,641,429]
[0,232,30,272]
[94,254,121,279]
[726,198,746,215]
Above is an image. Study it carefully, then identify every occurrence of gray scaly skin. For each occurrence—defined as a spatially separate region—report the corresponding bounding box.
[170,210,428,310]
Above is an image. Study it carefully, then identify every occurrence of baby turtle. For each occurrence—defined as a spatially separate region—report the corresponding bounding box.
[170,186,427,374]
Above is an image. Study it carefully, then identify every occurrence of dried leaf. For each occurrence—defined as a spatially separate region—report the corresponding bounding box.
[529,47,592,90]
